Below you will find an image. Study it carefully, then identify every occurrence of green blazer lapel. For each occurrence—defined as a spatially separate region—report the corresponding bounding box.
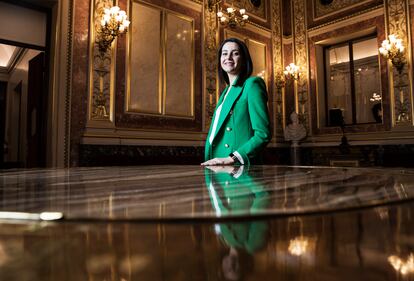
[212,85,243,141]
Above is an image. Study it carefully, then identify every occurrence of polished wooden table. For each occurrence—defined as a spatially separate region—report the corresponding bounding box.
[0,165,414,280]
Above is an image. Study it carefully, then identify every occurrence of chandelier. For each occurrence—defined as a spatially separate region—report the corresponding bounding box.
[217,6,249,28]
[96,6,130,56]
[379,34,406,73]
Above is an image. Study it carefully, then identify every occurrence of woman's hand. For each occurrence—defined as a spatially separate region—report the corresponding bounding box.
[201,157,235,166]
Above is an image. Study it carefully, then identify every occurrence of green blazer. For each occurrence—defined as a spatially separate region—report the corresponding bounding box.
[204,76,271,165]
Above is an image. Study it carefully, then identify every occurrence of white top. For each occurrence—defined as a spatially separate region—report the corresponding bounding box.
[209,86,232,145]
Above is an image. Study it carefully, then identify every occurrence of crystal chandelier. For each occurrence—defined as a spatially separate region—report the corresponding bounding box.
[217,6,249,29]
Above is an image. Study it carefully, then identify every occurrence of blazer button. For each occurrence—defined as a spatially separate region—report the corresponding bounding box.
[225,144,229,148]
[226,127,232,131]
[229,110,233,115]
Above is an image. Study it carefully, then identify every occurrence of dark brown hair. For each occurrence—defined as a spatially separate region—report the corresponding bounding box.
[218,38,253,86]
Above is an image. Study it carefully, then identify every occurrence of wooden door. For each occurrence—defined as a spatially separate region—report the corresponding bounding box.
[26,52,46,167]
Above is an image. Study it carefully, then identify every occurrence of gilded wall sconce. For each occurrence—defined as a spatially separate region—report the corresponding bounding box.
[284,63,306,116]
[379,34,406,73]
[93,6,130,119]
[379,34,408,122]
[284,63,300,81]
[96,6,130,57]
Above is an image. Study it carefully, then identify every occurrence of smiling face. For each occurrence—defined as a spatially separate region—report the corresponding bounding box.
[220,42,243,76]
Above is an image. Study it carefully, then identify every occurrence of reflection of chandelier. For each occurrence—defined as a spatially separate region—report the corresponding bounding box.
[288,237,309,256]
[370,93,382,102]
[389,254,414,275]
[217,6,249,29]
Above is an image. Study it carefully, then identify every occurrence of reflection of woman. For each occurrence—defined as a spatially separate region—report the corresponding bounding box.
[205,166,269,280]
[201,38,271,166]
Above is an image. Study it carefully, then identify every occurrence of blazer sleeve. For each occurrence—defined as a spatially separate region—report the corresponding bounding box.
[236,77,271,164]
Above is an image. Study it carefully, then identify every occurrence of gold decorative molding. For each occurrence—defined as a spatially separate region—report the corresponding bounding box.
[308,5,383,36]
[88,0,116,125]
[204,1,219,130]
[314,0,373,19]
[170,0,202,12]
[64,0,74,167]
[271,0,284,138]
[293,0,310,131]
[385,0,413,126]
[226,0,267,22]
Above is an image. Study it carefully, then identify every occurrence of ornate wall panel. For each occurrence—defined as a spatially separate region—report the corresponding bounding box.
[271,0,285,138]
[128,3,162,114]
[117,0,202,131]
[88,0,117,125]
[127,2,195,118]
[203,2,219,129]
[292,0,310,131]
[385,0,413,126]
[165,13,195,117]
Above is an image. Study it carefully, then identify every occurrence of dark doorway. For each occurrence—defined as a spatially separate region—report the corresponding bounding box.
[26,52,47,167]
[0,81,7,167]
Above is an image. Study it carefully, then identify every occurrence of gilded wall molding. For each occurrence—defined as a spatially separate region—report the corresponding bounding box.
[385,0,414,126]
[308,6,383,36]
[203,2,219,130]
[271,0,284,138]
[170,0,202,11]
[314,0,373,19]
[88,0,116,126]
[64,0,74,167]
[293,0,310,131]
[226,0,267,22]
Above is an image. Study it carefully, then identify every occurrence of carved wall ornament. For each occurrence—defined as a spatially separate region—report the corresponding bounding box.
[89,0,116,123]
[204,1,219,129]
[226,0,267,21]
[293,0,310,130]
[271,0,284,138]
[314,0,372,18]
[385,0,413,126]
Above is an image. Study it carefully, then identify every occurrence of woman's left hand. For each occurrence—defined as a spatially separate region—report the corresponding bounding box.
[201,157,234,166]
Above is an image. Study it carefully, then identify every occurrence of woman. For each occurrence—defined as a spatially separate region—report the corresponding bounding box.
[201,38,271,166]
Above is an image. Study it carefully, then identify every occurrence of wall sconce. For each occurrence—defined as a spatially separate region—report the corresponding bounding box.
[284,63,300,81]
[207,0,222,12]
[96,6,130,57]
[217,6,249,29]
[379,34,406,74]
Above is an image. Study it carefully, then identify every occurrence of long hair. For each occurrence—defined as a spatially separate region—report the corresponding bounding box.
[218,38,253,86]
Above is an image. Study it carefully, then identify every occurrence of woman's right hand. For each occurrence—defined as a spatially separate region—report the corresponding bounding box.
[201,157,235,166]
